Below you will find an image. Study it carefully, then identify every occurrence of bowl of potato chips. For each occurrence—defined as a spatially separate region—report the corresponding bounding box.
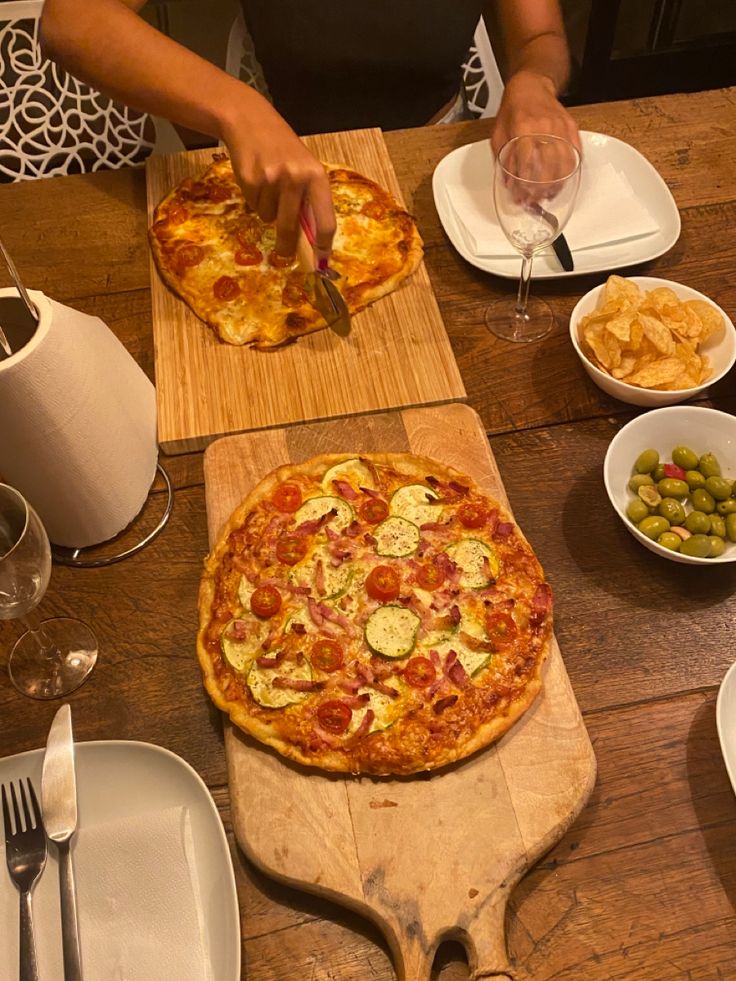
[604,406,736,565]
[570,275,736,406]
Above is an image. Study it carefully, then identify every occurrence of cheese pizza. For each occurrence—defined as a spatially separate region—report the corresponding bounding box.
[197,453,553,775]
[149,155,423,349]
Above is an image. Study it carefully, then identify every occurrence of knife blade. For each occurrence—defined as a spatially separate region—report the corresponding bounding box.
[42,704,83,981]
[552,233,574,272]
[297,212,351,337]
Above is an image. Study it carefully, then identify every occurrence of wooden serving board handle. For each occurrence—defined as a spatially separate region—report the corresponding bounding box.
[205,404,596,980]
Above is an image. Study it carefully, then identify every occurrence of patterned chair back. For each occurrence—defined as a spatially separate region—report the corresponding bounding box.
[0,0,157,182]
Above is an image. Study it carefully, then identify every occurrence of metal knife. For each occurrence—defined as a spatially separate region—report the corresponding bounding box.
[297,211,351,337]
[41,705,83,981]
[552,233,574,272]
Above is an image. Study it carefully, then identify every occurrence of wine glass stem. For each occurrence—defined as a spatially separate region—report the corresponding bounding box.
[516,252,534,318]
[20,609,59,659]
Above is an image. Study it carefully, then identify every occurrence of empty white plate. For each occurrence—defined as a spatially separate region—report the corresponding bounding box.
[717,662,736,796]
[432,130,681,279]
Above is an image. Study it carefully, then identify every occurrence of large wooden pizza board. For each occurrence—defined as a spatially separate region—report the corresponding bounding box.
[146,128,465,455]
[202,403,596,980]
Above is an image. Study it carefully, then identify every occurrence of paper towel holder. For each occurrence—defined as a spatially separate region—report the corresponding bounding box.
[51,463,174,568]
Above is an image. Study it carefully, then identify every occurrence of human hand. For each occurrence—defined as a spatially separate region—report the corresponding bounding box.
[490,70,581,158]
[221,94,336,262]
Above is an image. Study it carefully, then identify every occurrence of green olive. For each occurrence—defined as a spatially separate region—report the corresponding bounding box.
[653,464,666,482]
[629,473,654,493]
[708,536,726,558]
[680,534,711,558]
[704,475,732,501]
[638,515,671,540]
[635,449,660,474]
[657,478,689,500]
[709,514,727,538]
[639,485,662,507]
[658,498,686,525]
[672,446,700,471]
[685,511,711,535]
[699,452,721,478]
[657,531,682,552]
[686,470,706,491]
[627,499,650,524]
[691,488,716,514]
[726,513,736,543]
[717,498,736,515]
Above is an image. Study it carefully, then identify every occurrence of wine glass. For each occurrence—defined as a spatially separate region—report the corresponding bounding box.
[485,134,581,343]
[0,484,97,699]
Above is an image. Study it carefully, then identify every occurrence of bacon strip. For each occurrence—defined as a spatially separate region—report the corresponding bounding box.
[433,695,458,715]
[332,479,359,500]
[448,660,468,688]
[256,649,286,668]
[352,709,375,740]
[529,583,553,630]
[359,486,380,498]
[315,558,326,596]
[272,677,324,691]
[296,510,336,534]
[495,521,514,540]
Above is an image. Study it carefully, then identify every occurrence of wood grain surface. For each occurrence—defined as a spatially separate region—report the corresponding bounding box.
[202,404,595,981]
[145,129,465,454]
[1,87,736,980]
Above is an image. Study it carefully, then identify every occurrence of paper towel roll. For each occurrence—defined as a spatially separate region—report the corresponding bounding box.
[0,289,158,548]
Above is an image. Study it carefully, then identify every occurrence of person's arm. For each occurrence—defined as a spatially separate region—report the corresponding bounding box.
[483,0,580,156]
[39,0,335,259]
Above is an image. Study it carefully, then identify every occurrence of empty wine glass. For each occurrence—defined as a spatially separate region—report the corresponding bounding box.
[486,134,581,343]
[0,484,97,699]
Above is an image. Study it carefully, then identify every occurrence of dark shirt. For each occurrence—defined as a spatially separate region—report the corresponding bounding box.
[241,1,484,134]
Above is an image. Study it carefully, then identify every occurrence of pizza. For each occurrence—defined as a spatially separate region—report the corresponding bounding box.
[148,155,423,349]
[197,453,554,775]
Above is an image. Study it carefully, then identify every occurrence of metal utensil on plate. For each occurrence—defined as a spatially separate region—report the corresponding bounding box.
[527,201,574,272]
[0,236,38,356]
[2,778,47,981]
[297,211,351,337]
[42,704,83,981]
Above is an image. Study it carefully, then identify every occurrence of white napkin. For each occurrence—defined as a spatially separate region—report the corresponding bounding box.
[446,159,660,258]
[0,805,211,981]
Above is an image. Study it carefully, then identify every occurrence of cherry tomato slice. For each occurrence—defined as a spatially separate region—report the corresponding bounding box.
[234,244,263,266]
[250,585,282,619]
[485,611,518,646]
[275,534,307,566]
[213,275,241,301]
[365,564,400,602]
[458,502,488,529]
[175,244,204,268]
[310,638,344,673]
[403,656,437,688]
[207,183,231,202]
[167,204,189,225]
[359,498,389,524]
[316,700,352,734]
[415,560,446,591]
[271,483,302,513]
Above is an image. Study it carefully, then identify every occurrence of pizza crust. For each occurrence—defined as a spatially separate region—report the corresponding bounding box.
[197,453,553,775]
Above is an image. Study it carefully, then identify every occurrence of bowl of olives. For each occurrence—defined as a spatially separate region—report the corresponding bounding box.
[604,405,736,564]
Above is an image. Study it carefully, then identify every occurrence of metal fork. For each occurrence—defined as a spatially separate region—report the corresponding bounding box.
[2,779,48,981]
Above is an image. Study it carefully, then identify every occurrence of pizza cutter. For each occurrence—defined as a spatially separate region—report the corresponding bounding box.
[297,211,351,337]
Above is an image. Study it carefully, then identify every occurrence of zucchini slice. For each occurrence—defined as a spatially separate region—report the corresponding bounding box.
[390,483,442,527]
[446,538,499,589]
[374,515,420,557]
[220,617,269,673]
[289,544,354,599]
[427,636,491,679]
[365,605,420,659]
[352,682,406,733]
[294,495,354,532]
[322,458,376,493]
[247,657,313,709]
[237,574,253,611]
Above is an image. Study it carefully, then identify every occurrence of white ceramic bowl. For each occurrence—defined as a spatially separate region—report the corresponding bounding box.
[603,405,736,565]
[570,276,736,407]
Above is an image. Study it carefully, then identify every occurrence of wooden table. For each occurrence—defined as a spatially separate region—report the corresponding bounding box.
[2,86,736,979]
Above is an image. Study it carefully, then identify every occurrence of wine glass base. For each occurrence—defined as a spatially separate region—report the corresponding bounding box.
[8,617,98,700]
[485,296,555,343]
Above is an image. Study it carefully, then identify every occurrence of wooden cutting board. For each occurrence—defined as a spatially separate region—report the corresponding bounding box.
[146,128,465,455]
[202,403,596,980]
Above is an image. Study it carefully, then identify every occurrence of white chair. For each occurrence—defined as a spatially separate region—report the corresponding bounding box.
[0,0,183,183]
[224,11,504,120]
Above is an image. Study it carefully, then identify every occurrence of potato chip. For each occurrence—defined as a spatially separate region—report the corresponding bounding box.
[576,276,727,392]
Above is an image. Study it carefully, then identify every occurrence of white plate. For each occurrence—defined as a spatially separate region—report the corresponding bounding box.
[717,660,736,796]
[0,740,240,980]
[432,130,681,279]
